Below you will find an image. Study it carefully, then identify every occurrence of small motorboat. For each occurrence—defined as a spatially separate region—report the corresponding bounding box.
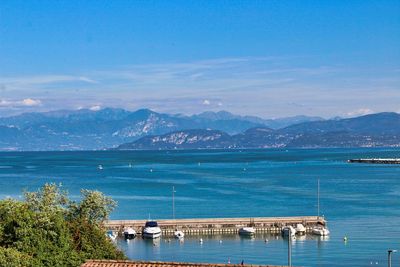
[312,226,330,236]
[123,227,136,239]
[174,230,185,239]
[295,223,306,235]
[107,230,118,241]
[143,221,162,239]
[239,227,256,236]
[282,226,296,237]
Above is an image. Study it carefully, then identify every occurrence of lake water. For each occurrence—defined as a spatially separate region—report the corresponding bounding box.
[0,148,399,267]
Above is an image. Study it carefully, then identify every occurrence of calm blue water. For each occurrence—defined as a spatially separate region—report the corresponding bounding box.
[0,148,399,266]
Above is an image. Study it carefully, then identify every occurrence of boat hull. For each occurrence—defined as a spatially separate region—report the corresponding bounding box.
[239,227,255,236]
[312,227,330,236]
[174,231,185,239]
[143,227,162,239]
[282,226,296,237]
[143,232,161,239]
[124,233,136,239]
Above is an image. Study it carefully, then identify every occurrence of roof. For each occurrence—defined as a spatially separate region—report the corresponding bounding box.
[81,260,289,267]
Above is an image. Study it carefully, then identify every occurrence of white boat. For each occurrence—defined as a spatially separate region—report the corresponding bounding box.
[295,223,306,235]
[174,230,184,239]
[123,227,136,239]
[312,226,330,236]
[143,221,162,239]
[107,230,118,241]
[239,227,256,236]
[282,226,296,237]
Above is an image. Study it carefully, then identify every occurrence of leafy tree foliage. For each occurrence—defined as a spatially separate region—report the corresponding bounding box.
[0,247,37,267]
[0,184,125,267]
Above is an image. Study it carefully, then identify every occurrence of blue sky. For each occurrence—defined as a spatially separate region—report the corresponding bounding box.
[0,0,399,118]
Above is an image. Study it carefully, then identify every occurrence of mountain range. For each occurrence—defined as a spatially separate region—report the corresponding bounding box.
[0,108,322,151]
[116,112,400,150]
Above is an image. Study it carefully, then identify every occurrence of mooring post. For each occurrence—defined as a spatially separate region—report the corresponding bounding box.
[288,227,292,267]
[388,249,397,267]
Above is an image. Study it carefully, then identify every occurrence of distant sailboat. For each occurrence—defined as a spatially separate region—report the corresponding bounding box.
[313,179,330,236]
[172,186,184,239]
[172,186,176,219]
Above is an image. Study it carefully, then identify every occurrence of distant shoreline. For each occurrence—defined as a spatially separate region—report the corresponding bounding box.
[1,146,400,153]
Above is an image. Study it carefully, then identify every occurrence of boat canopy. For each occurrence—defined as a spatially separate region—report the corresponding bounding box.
[145,221,158,227]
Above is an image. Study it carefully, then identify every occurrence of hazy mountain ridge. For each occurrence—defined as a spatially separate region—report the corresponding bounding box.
[0,108,321,151]
[116,113,400,150]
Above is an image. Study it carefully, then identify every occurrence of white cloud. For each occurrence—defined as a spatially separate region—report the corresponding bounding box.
[202,99,211,105]
[1,56,399,118]
[89,105,101,111]
[22,98,41,106]
[0,98,42,107]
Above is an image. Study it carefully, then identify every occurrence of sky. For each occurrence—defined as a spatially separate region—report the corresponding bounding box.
[0,0,399,118]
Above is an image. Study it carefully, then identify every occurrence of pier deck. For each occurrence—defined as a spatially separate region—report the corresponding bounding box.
[348,158,400,164]
[104,216,325,236]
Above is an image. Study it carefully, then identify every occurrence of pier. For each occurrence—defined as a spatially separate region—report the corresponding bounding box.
[104,216,325,236]
[347,158,400,164]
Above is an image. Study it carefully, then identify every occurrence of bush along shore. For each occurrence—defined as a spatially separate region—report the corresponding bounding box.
[0,184,126,266]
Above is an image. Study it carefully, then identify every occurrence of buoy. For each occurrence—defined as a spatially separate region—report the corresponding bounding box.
[199,238,203,243]
[219,240,222,244]
[150,169,153,172]
[265,239,268,243]
[343,236,348,242]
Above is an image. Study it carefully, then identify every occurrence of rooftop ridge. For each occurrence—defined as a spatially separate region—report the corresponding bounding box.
[81,260,290,267]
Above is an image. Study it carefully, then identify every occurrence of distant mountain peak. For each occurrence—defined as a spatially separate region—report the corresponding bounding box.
[1,108,398,151]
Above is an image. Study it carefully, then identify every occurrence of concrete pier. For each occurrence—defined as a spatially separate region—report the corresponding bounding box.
[104,216,325,236]
[348,158,400,164]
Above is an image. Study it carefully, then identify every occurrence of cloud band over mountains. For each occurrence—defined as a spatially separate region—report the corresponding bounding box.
[0,57,399,118]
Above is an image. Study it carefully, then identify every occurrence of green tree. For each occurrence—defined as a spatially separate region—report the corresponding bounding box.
[0,247,37,267]
[0,184,125,267]
[68,189,116,224]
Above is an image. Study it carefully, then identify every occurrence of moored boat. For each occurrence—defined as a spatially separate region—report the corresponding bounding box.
[107,230,118,241]
[281,225,296,237]
[174,230,184,239]
[295,223,306,235]
[239,227,256,236]
[123,227,136,239]
[143,221,162,239]
[312,226,330,236]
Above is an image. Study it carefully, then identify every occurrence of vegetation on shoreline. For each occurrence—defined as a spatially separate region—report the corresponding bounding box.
[0,184,126,267]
